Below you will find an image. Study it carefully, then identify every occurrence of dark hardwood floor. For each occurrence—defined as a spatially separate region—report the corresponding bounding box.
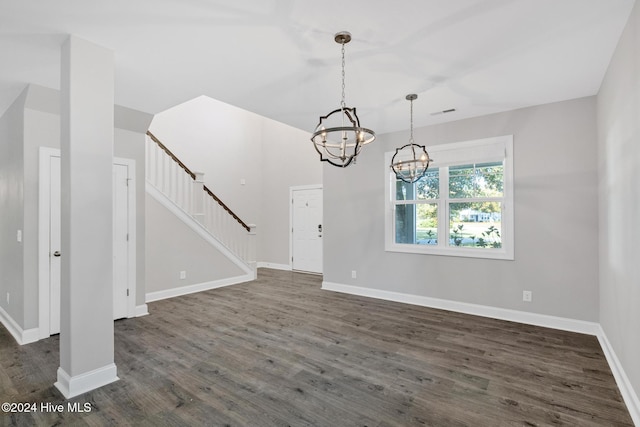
[1,269,633,426]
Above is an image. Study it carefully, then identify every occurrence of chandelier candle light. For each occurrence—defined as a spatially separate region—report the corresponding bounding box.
[390,94,432,183]
[311,31,376,167]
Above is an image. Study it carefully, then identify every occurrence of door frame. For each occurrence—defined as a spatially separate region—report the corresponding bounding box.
[38,147,137,339]
[289,184,323,273]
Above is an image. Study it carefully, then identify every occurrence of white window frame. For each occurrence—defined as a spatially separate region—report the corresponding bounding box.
[385,135,514,260]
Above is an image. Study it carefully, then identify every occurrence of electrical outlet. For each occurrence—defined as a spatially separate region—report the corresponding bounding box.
[523,290,532,302]
[16,229,22,242]
[180,271,186,280]
[351,270,357,279]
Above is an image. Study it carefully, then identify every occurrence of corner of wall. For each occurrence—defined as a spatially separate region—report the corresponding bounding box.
[596,326,640,425]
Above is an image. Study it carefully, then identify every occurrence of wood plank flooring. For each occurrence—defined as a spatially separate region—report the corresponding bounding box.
[0,269,633,426]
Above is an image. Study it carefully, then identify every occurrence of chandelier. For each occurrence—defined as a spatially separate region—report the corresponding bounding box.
[390,94,431,183]
[311,31,375,167]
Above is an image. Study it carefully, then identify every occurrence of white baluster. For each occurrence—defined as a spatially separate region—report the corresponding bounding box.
[147,135,255,268]
[153,144,161,188]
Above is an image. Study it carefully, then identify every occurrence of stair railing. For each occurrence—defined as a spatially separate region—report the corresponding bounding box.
[145,131,256,267]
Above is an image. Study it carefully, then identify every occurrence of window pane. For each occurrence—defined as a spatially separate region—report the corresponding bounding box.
[416,168,439,200]
[449,164,475,198]
[475,162,503,197]
[395,180,415,201]
[395,203,438,245]
[417,203,438,245]
[449,202,502,248]
[449,162,503,198]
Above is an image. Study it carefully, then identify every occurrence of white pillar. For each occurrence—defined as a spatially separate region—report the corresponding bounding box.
[192,171,205,224]
[56,35,118,399]
[247,224,257,278]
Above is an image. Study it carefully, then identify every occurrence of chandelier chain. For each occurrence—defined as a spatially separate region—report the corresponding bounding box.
[409,97,414,143]
[340,41,346,108]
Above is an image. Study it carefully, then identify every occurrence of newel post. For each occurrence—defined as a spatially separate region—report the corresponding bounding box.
[192,171,205,224]
[248,223,257,278]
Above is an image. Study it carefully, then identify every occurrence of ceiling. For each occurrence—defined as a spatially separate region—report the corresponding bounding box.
[0,0,635,135]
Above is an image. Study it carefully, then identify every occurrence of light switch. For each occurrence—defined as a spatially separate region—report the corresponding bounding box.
[17,230,22,242]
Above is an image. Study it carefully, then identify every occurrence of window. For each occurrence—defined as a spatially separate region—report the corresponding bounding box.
[385,135,513,260]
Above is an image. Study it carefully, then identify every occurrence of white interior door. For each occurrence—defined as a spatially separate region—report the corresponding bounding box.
[292,188,323,273]
[49,156,130,334]
[49,156,62,335]
[112,163,129,320]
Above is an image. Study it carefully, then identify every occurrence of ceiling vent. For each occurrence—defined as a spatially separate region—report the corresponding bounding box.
[430,108,456,116]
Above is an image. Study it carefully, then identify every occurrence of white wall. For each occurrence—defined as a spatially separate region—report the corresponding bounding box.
[324,96,600,321]
[150,96,263,226]
[597,0,640,412]
[149,95,321,267]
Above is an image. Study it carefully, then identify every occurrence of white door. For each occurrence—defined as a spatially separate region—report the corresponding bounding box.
[49,156,130,334]
[49,156,62,334]
[292,188,323,273]
[112,163,129,320]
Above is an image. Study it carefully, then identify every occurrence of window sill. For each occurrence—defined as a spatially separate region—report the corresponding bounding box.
[385,243,514,260]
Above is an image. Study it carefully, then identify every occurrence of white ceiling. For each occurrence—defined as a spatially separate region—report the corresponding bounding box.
[0,0,635,135]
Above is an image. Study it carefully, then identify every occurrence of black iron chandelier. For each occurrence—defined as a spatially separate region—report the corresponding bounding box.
[390,94,431,183]
[311,31,376,167]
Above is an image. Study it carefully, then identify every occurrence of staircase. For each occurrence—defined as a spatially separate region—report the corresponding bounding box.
[145,131,256,276]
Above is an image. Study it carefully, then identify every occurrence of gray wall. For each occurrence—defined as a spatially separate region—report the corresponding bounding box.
[0,84,150,332]
[259,118,323,266]
[145,194,245,294]
[113,105,153,307]
[324,96,599,321]
[0,90,26,327]
[24,102,62,329]
[597,0,640,406]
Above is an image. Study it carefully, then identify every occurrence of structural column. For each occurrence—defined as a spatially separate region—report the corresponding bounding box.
[55,35,118,398]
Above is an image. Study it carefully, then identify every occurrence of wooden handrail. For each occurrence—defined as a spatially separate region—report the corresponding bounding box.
[146,131,195,180]
[146,130,251,233]
[203,185,250,232]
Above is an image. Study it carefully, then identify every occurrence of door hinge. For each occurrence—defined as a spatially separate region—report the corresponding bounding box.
[291,256,294,262]
[127,289,130,297]
[126,233,129,242]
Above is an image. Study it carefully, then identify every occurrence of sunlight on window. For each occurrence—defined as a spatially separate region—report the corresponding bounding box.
[385,135,513,260]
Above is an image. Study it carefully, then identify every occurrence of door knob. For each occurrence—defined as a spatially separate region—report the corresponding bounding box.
[53,251,61,257]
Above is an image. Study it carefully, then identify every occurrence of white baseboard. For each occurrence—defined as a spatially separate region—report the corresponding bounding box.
[55,364,119,399]
[322,281,599,335]
[0,305,40,345]
[596,326,640,426]
[257,262,291,271]
[322,281,639,424]
[21,328,40,345]
[145,274,254,303]
[135,304,149,317]
[2,301,150,346]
